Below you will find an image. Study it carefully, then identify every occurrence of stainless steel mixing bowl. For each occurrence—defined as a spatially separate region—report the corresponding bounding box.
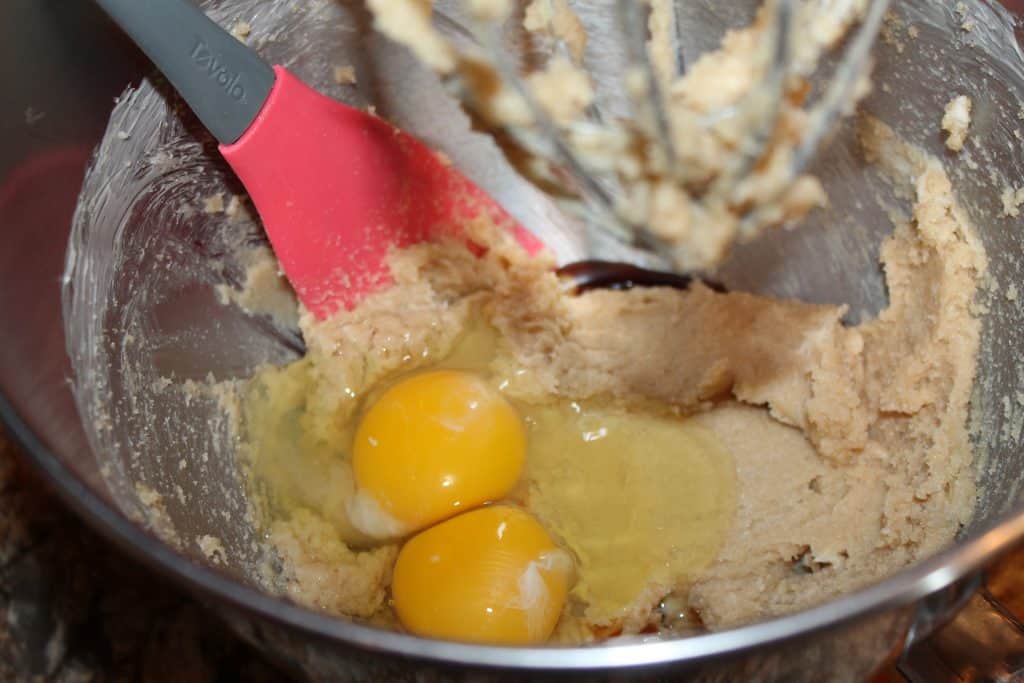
[5,0,1024,680]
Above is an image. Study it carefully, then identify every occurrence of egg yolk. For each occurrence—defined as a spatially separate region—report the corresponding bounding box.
[392,505,572,644]
[348,370,526,538]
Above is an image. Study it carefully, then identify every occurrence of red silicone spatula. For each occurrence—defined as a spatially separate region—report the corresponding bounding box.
[95,0,544,320]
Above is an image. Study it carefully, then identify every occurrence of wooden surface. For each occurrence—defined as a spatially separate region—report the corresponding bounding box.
[1,422,1022,681]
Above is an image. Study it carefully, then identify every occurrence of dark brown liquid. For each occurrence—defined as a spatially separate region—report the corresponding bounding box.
[556,260,726,295]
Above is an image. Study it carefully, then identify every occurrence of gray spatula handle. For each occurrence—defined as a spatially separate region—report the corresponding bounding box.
[94,0,275,144]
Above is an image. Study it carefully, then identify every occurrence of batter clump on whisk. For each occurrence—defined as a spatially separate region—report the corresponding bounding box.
[367,0,887,271]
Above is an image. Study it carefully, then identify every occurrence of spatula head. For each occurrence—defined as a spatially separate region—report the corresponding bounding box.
[221,66,543,320]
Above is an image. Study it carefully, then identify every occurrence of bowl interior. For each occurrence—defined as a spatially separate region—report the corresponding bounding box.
[59,0,1024,649]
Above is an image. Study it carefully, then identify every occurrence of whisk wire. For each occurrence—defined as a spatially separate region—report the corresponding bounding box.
[793,0,892,173]
[723,0,795,194]
[472,19,631,238]
[616,0,681,180]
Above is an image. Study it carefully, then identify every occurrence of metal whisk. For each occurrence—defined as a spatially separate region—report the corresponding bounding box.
[381,0,893,272]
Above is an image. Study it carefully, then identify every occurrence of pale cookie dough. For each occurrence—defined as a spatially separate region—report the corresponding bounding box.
[215,245,299,328]
[332,64,357,85]
[240,127,984,637]
[1002,185,1024,217]
[942,94,973,151]
[272,509,398,619]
